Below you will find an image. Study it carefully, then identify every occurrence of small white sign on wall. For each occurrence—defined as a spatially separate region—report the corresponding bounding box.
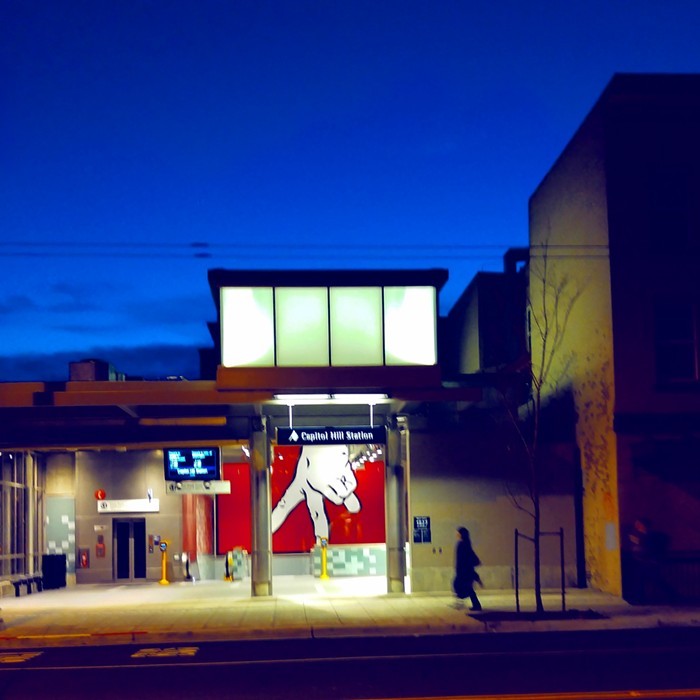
[165,481,231,495]
[97,498,160,514]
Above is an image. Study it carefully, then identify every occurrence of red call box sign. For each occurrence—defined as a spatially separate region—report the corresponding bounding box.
[94,489,106,500]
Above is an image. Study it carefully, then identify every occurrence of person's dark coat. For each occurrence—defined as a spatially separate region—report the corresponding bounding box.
[453,527,481,600]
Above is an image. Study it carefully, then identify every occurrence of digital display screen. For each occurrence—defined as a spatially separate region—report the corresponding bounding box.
[164,448,221,481]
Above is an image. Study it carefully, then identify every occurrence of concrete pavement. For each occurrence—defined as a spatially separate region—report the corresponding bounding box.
[2,576,700,649]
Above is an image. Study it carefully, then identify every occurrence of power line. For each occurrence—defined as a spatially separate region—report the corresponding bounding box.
[0,241,608,251]
[0,240,610,262]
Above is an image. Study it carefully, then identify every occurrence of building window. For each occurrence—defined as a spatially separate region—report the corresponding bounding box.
[0,452,43,577]
[384,286,437,366]
[654,302,699,383]
[648,165,697,253]
[220,284,437,368]
[329,287,384,366]
[219,287,275,367]
[275,287,330,367]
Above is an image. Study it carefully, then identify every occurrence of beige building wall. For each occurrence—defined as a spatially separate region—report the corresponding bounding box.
[75,449,183,583]
[529,104,622,595]
[448,283,482,374]
[45,452,75,495]
[407,427,577,594]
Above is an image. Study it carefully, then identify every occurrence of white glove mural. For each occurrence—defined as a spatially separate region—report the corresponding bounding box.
[271,444,361,542]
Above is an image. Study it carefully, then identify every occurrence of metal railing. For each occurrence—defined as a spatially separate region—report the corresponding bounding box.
[514,526,566,612]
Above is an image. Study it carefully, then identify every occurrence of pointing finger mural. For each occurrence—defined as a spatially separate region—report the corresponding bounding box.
[271,443,385,553]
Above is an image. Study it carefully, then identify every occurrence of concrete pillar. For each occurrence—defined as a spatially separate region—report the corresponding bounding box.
[250,419,273,597]
[385,416,408,593]
[26,453,36,575]
[2,454,11,577]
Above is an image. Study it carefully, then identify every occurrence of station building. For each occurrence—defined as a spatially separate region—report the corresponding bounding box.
[0,267,579,597]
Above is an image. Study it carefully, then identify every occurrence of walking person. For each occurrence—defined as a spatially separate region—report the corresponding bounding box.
[453,526,482,610]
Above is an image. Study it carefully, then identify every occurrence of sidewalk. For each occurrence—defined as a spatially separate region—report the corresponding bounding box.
[2,576,700,649]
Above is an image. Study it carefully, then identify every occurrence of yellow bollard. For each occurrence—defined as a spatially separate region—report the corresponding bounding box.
[320,538,330,580]
[224,551,233,581]
[159,541,170,585]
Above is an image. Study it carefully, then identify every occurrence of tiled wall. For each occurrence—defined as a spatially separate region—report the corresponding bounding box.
[312,544,386,577]
[232,548,248,579]
[45,496,76,574]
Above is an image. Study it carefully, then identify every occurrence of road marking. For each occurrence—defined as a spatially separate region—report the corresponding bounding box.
[0,630,147,642]
[0,651,43,665]
[367,690,700,700]
[17,633,91,640]
[131,646,199,659]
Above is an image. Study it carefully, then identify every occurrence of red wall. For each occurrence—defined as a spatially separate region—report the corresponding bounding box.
[217,462,252,554]
[216,451,386,555]
[271,445,386,553]
[182,494,214,559]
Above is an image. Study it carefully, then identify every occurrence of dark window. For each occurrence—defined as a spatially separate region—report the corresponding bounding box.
[648,166,692,252]
[654,302,699,383]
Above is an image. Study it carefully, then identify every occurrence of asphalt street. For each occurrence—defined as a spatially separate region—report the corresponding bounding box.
[2,628,700,700]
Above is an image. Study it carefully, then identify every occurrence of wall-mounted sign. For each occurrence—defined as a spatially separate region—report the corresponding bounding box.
[277,426,386,446]
[165,480,231,495]
[97,499,160,514]
[163,447,221,482]
[413,515,431,543]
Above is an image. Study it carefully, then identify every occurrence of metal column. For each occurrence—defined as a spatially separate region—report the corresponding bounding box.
[250,419,273,597]
[385,417,408,593]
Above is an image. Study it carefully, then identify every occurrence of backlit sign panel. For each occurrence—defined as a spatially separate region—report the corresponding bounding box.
[277,425,387,445]
[163,448,221,482]
[220,284,437,368]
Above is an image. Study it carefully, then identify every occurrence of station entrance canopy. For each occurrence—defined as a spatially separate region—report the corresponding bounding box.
[0,378,480,451]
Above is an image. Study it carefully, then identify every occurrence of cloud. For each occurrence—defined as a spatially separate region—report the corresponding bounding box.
[0,294,37,314]
[0,343,207,382]
[124,293,213,326]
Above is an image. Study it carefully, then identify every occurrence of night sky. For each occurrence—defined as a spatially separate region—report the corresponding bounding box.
[3,1,700,381]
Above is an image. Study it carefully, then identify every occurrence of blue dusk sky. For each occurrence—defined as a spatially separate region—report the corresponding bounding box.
[2,1,700,381]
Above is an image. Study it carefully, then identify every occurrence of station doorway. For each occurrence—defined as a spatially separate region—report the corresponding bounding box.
[215,439,390,595]
[113,518,146,581]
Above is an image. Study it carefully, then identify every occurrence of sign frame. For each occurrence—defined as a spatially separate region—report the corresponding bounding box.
[413,515,432,543]
[276,425,387,446]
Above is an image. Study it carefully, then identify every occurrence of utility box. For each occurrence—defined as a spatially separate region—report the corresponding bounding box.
[69,359,122,381]
[42,553,67,589]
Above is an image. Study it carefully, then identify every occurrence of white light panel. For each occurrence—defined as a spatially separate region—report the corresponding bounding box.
[330,287,383,366]
[384,286,437,365]
[220,287,274,367]
[275,287,329,366]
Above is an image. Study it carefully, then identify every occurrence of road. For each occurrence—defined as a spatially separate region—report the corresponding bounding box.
[1,628,700,699]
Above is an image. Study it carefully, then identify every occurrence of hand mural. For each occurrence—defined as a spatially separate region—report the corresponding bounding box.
[271,444,361,542]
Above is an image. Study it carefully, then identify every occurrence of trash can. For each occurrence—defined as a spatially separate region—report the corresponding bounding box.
[42,553,67,589]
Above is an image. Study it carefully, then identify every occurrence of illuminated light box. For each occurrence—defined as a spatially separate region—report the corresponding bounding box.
[330,286,383,366]
[163,448,221,482]
[220,287,274,367]
[275,287,329,366]
[384,286,437,365]
[219,283,439,369]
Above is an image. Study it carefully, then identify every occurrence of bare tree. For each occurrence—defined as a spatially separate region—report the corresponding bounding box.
[502,244,582,612]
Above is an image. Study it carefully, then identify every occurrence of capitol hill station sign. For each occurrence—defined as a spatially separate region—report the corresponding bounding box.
[277,426,387,446]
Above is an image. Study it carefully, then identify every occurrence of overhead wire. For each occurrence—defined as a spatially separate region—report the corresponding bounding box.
[0,240,610,261]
